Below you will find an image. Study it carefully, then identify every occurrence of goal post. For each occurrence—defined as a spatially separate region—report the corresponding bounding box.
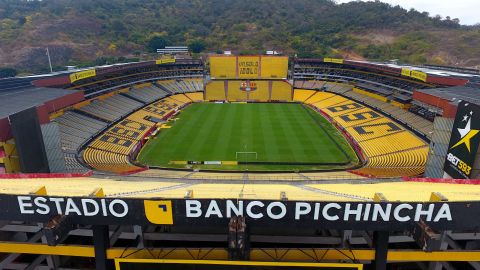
[235,151,258,160]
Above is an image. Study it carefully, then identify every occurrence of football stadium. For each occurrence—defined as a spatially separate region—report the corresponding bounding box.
[0,54,480,270]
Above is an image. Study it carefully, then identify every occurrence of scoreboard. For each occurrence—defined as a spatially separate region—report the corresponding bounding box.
[210,55,288,79]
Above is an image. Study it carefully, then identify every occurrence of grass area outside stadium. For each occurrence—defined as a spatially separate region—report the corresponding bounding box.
[137,103,360,171]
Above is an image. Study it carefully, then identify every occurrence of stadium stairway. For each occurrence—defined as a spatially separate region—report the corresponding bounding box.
[77,94,144,122]
[123,85,169,104]
[2,175,480,203]
[52,111,110,172]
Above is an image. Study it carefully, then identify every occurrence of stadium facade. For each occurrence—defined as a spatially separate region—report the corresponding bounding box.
[0,55,479,270]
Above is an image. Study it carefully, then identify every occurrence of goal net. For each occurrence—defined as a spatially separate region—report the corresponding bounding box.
[235,152,258,161]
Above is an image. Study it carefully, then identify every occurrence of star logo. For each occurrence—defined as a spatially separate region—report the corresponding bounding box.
[450,113,480,153]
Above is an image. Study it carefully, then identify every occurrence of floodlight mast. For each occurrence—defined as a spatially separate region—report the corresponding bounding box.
[46,47,53,73]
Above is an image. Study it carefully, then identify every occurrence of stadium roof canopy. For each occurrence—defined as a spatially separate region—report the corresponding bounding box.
[369,61,480,78]
[416,86,480,106]
[0,87,78,119]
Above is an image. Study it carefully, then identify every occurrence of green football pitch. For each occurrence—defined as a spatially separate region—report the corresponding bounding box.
[137,103,359,171]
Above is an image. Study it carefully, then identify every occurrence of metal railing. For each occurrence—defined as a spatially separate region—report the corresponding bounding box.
[94,170,401,183]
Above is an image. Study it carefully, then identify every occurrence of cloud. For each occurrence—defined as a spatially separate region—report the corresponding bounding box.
[335,0,479,25]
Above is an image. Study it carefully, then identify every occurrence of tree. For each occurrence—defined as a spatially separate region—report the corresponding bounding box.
[111,20,127,36]
[188,40,206,53]
[0,68,17,78]
[147,36,170,53]
[17,17,26,25]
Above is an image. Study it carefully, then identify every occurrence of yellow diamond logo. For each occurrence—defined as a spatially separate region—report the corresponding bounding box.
[144,200,173,225]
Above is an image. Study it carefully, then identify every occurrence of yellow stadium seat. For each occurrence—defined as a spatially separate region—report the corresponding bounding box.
[293,89,317,102]
[296,90,429,178]
[185,92,205,102]
[82,93,193,174]
[169,94,191,104]
[304,92,336,104]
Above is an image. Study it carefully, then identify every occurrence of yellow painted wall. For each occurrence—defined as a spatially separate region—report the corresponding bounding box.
[271,81,292,101]
[210,56,237,78]
[261,56,288,79]
[205,81,226,100]
[238,56,260,79]
[247,81,269,101]
[227,81,248,101]
[210,55,288,80]
[390,100,411,110]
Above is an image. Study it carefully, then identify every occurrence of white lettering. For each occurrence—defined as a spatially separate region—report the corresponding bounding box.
[323,203,341,221]
[82,199,99,217]
[109,199,128,218]
[344,203,363,221]
[295,202,311,220]
[14,198,454,227]
[50,198,65,214]
[363,204,371,221]
[393,204,413,222]
[434,203,452,222]
[372,204,391,221]
[18,196,34,214]
[226,200,243,217]
[314,203,320,220]
[267,202,286,220]
[205,200,223,218]
[246,201,264,219]
[186,200,202,218]
[415,204,434,222]
[65,198,82,215]
[34,197,50,215]
[100,199,108,216]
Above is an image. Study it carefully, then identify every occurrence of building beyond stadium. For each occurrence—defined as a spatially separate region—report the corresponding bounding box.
[0,55,479,270]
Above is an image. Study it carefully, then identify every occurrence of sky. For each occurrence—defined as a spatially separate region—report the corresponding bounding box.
[335,0,480,25]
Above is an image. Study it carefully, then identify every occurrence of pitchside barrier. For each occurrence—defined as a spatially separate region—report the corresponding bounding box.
[170,161,239,165]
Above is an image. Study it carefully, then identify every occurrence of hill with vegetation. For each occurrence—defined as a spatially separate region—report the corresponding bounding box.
[1,0,480,74]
